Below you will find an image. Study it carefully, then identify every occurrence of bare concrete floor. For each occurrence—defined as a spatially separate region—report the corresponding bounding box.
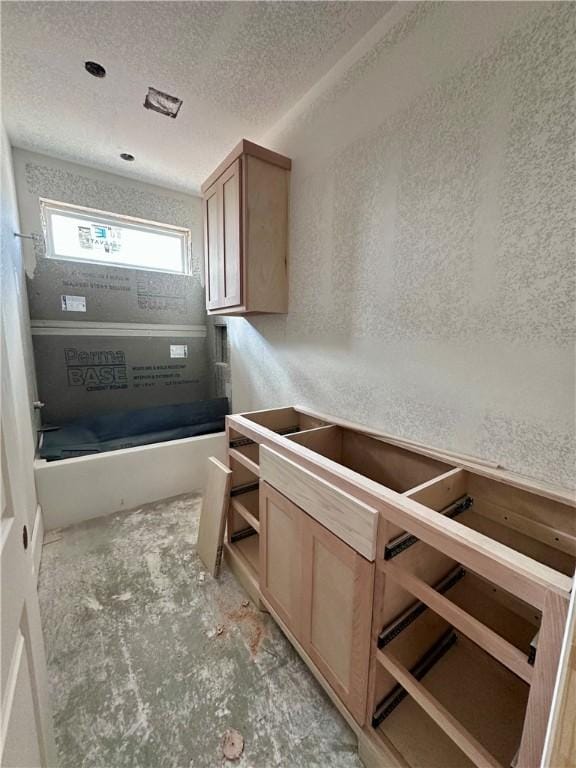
[39,493,363,768]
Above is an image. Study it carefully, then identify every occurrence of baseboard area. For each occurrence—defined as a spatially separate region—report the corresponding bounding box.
[35,432,227,530]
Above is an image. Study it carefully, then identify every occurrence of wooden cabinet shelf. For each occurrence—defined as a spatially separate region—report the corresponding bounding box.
[224,533,260,606]
[232,533,259,577]
[230,490,260,532]
[202,140,291,316]
[228,443,259,476]
[375,635,529,768]
[240,406,330,434]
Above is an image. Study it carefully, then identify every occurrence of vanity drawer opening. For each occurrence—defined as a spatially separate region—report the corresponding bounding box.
[384,495,473,560]
[409,470,576,576]
[238,407,332,435]
[229,531,259,574]
[372,603,530,768]
[286,424,455,494]
[229,454,259,506]
[378,564,540,668]
[228,441,260,475]
[230,487,260,533]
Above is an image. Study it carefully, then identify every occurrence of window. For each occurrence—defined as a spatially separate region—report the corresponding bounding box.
[41,199,191,275]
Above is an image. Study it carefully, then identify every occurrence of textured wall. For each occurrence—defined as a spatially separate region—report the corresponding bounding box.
[12,148,204,279]
[228,3,576,488]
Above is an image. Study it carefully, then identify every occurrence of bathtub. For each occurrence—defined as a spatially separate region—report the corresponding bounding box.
[35,399,228,529]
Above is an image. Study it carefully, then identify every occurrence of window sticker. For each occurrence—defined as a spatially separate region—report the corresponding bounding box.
[170,344,188,359]
[77,223,121,254]
[61,295,87,312]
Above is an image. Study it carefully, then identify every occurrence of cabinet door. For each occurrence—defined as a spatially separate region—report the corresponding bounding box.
[204,183,221,310]
[219,158,242,308]
[259,482,304,640]
[302,514,374,725]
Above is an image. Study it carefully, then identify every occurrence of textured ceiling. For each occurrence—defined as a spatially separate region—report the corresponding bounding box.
[1,1,393,194]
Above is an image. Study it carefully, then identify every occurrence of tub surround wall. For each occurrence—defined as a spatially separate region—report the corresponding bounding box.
[228,3,576,488]
[11,149,212,423]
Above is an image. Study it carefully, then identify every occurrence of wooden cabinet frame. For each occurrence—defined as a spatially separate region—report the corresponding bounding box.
[223,405,576,768]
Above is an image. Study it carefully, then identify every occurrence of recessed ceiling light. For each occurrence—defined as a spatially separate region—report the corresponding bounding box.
[120,153,135,162]
[85,61,106,78]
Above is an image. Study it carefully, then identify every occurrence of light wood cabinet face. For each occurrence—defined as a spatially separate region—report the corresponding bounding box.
[259,481,374,726]
[203,159,242,311]
[204,186,220,309]
[220,160,242,307]
[260,482,304,639]
[302,515,374,725]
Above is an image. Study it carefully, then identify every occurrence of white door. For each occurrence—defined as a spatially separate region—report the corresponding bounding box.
[1,332,58,766]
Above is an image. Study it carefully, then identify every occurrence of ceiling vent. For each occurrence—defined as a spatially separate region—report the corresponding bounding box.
[144,87,182,119]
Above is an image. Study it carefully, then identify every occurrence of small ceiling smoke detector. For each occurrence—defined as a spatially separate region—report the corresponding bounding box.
[144,87,183,119]
[85,61,106,78]
[120,153,135,162]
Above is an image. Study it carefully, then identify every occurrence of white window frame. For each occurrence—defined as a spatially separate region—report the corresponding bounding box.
[40,198,192,275]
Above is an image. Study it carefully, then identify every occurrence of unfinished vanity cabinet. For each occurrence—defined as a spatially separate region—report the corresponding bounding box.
[201,139,291,316]
[224,405,576,768]
[366,468,575,768]
[302,513,374,725]
[260,482,304,638]
[259,479,374,726]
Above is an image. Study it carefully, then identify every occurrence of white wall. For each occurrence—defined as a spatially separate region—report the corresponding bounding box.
[228,2,576,489]
[1,125,40,529]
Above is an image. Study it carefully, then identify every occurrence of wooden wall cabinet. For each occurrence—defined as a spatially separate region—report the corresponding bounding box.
[201,140,291,315]
[260,480,374,725]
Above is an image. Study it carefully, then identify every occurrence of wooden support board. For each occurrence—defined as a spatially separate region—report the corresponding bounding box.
[377,648,503,768]
[384,562,534,684]
[260,444,378,560]
[541,575,576,767]
[197,457,232,577]
[516,590,570,768]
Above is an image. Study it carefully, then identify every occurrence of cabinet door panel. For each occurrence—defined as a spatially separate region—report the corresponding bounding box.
[302,516,374,725]
[204,185,220,309]
[260,482,303,639]
[221,159,242,307]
